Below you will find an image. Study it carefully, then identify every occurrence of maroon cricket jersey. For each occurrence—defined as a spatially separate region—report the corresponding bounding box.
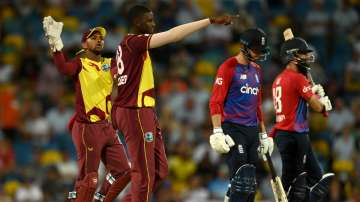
[272,68,314,133]
[111,34,156,108]
[53,51,113,123]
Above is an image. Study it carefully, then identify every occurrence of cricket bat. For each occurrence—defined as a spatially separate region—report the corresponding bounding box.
[266,153,288,202]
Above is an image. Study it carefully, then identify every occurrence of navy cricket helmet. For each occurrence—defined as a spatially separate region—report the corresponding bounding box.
[239,28,270,62]
[280,37,314,64]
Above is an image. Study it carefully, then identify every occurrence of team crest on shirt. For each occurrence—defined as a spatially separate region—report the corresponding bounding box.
[145,132,154,142]
[240,74,247,80]
[255,74,259,83]
[101,64,110,71]
[102,64,110,71]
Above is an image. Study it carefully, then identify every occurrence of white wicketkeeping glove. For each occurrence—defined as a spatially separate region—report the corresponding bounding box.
[312,84,325,97]
[319,96,332,111]
[258,132,274,161]
[209,128,235,154]
[42,16,64,52]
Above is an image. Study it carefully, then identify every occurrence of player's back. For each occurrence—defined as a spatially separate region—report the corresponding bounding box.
[272,68,313,133]
[112,34,156,108]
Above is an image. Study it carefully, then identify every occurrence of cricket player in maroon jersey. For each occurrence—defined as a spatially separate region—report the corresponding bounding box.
[42,16,130,202]
[208,28,274,202]
[271,37,334,202]
[110,5,233,202]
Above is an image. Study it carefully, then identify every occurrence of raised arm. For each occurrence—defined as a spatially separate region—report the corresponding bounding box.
[43,16,80,76]
[149,15,232,49]
[53,51,80,76]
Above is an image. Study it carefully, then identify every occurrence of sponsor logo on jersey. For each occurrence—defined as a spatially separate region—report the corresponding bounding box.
[240,83,259,95]
[240,74,247,80]
[117,75,128,86]
[215,77,223,85]
[276,114,286,122]
[302,85,311,93]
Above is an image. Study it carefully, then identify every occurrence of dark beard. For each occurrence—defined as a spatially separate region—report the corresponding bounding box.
[297,61,310,76]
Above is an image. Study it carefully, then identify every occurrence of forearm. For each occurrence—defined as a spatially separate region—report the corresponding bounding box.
[211,114,222,129]
[308,95,324,113]
[149,19,210,48]
[259,121,266,133]
[53,51,78,76]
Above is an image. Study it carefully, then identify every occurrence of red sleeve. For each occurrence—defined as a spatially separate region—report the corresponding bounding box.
[126,34,152,53]
[295,74,314,101]
[53,51,81,76]
[209,60,235,116]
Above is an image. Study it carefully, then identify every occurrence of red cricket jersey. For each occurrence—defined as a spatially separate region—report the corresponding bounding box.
[272,68,314,133]
[111,34,156,108]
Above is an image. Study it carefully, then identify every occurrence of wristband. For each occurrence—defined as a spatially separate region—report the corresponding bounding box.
[259,132,268,139]
[213,127,223,133]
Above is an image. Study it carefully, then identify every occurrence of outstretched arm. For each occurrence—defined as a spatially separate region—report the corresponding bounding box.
[149,15,232,49]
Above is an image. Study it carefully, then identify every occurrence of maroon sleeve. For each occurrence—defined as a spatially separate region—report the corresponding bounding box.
[126,34,152,53]
[53,51,81,76]
[295,74,314,101]
[209,60,235,116]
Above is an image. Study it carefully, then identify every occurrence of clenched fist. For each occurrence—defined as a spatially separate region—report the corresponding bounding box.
[209,128,235,154]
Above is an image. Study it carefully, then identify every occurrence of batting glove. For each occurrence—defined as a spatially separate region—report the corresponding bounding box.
[209,15,233,25]
[209,128,235,154]
[312,84,325,97]
[258,132,274,161]
[43,16,64,52]
[319,96,332,111]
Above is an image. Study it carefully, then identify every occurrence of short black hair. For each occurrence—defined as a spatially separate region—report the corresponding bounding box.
[127,5,151,26]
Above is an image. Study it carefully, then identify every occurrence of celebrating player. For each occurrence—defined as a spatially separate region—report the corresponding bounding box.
[42,16,130,202]
[208,28,273,202]
[110,5,233,202]
[271,36,334,201]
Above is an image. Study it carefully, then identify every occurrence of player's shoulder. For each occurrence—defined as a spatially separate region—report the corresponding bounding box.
[123,34,151,42]
[250,61,261,70]
[220,57,237,69]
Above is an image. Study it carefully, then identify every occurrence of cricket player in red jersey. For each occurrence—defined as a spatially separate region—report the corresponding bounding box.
[209,28,274,202]
[42,16,130,202]
[110,5,233,202]
[271,37,334,202]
